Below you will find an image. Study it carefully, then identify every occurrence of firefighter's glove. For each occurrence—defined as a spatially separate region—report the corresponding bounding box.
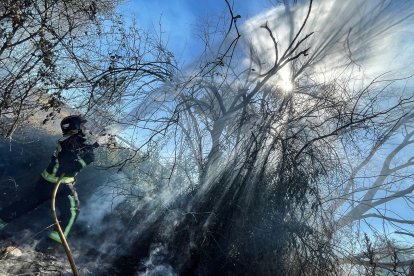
[81,150,95,165]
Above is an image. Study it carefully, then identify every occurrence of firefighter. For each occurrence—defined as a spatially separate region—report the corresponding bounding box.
[0,115,97,248]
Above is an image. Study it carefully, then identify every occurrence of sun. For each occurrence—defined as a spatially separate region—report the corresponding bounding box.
[280,77,294,93]
[278,66,294,93]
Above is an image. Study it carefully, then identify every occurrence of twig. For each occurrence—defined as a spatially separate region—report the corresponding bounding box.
[51,174,79,276]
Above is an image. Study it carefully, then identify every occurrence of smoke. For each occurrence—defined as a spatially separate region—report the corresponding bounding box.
[139,243,177,276]
[130,0,414,273]
[38,1,414,274]
[77,173,127,229]
[242,0,414,87]
[90,0,414,145]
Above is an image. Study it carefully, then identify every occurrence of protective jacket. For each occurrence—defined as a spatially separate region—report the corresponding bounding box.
[41,134,95,183]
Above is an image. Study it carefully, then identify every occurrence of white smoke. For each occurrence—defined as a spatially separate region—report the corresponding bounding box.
[76,173,126,228]
[139,243,177,276]
[242,0,414,87]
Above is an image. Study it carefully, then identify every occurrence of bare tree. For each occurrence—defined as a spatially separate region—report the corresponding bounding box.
[322,105,414,272]
[0,0,176,142]
[0,0,120,137]
[106,0,414,274]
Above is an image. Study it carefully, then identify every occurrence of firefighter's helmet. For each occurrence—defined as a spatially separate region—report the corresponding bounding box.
[60,115,87,135]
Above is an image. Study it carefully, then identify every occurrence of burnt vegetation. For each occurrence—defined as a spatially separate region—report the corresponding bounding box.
[1,0,414,275]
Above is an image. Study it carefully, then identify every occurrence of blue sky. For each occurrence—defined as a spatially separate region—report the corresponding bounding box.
[117,0,272,65]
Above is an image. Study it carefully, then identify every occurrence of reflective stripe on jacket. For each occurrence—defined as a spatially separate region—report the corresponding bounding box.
[44,134,91,181]
[41,170,75,184]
